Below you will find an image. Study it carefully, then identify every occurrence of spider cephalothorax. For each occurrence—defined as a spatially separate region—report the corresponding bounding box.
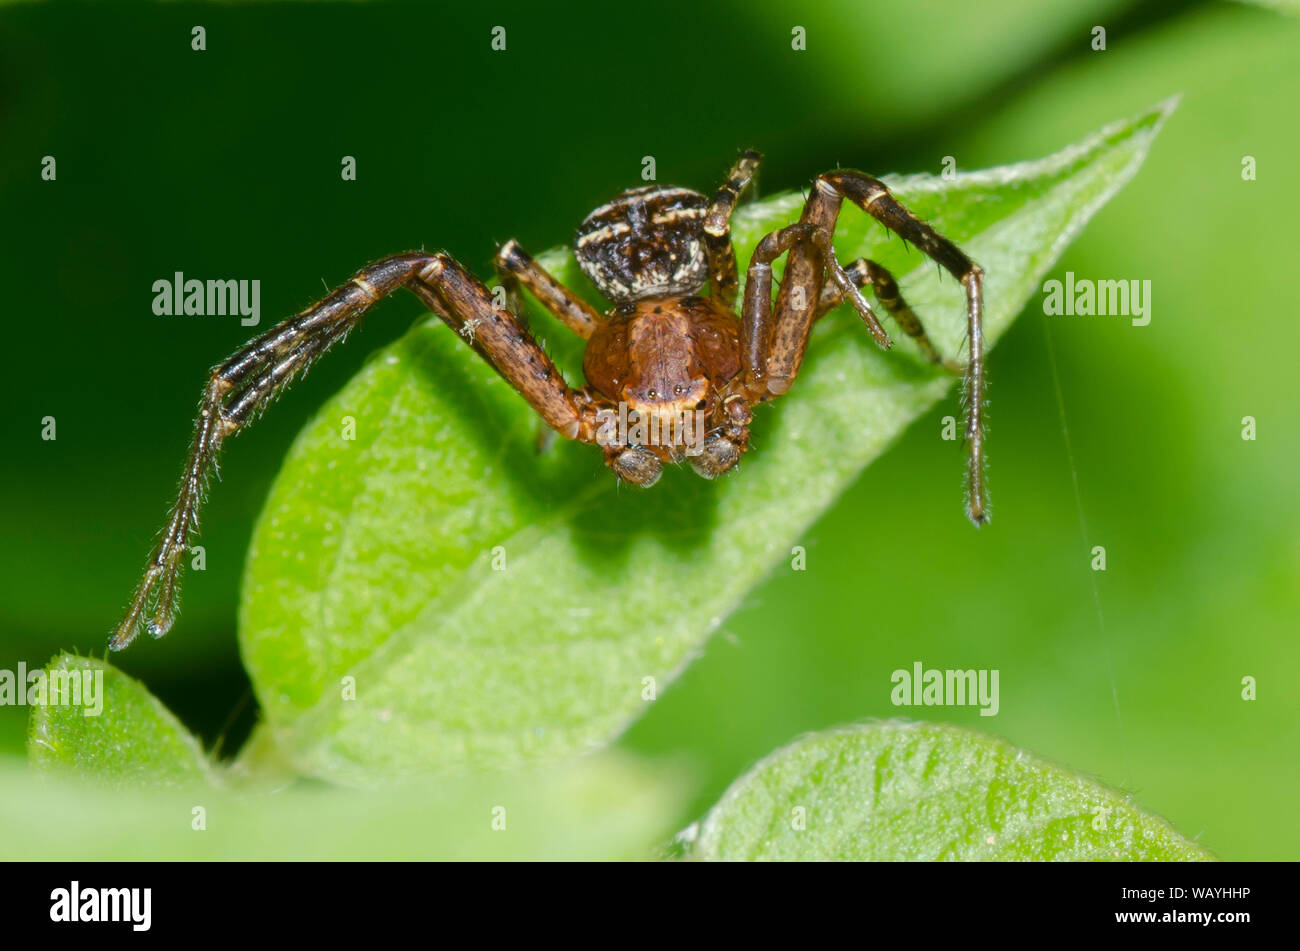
[110,149,984,651]
[583,293,742,480]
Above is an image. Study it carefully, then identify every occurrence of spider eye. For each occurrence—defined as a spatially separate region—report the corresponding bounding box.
[673,384,684,396]
[647,389,658,400]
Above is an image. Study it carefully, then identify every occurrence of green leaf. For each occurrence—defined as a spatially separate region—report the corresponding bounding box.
[26,653,212,790]
[18,657,682,860]
[239,99,1176,784]
[0,750,687,860]
[689,721,1214,861]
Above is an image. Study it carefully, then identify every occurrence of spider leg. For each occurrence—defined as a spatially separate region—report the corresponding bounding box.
[821,171,985,522]
[406,270,562,458]
[404,278,506,375]
[702,148,762,309]
[742,220,892,404]
[111,251,590,651]
[814,258,870,316]
[415,254,588,439]
[815,258,963,373]
[754,170,987,524]
[494,239,601,339]
[692,220,826,480]
[738,222,815,393]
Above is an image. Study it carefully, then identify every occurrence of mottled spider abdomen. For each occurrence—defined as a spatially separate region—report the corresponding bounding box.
[574,185,710,304]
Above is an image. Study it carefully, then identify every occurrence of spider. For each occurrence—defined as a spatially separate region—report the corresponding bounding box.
[109,150,985,651]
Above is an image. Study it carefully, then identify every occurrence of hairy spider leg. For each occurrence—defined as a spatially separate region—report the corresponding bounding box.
[749,170,987,525]
[702,149,763,309]
[110,252,590,650]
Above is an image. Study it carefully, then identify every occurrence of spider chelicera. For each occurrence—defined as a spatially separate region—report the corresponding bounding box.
[109,149,985,651]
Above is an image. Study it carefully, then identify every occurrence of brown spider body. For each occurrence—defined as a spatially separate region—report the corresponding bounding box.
[582,295,742,467]
[110,150,986,651]
[572,185,749,480]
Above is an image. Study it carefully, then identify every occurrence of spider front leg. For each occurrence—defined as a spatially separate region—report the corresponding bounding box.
[752,170,987,524]
[702,148,762,308]
[823,172,986,523]
[111,252,590,651]
[738,222,818,393]
[737,222,891,396]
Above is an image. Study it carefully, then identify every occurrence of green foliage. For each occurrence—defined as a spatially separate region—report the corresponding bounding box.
[27,654,212,790]
[17,657,681,860]
[691,721,1213,861]
[22,104,1182,861]
[17,96,1190,862]
[5,0,1295,862]
[1,748,686,861]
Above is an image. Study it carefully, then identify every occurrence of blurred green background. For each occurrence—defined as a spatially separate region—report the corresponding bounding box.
[1,0,1296,859]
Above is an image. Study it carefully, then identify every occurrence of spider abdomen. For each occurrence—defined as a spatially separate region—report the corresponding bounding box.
[574,186,710,304]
